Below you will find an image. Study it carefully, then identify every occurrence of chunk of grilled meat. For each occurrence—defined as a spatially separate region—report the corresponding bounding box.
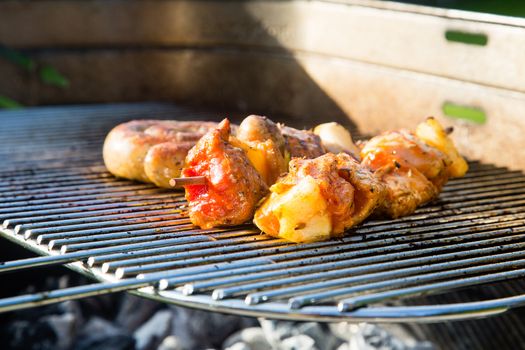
[361,130,449,190]
[233,115,288,185]
[254,153,385,243]
[373,165,439,218]
[361,117,468,218]
[278,124,326,159]
[182,119,268,228]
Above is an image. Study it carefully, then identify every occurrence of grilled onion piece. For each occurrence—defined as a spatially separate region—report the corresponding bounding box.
[415,117,468,178]
[314,122,360,160]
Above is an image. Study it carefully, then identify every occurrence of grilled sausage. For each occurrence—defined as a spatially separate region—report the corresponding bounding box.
[103,120,218,187]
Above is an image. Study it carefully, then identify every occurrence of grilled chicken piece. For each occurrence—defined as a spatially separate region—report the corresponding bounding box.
[254,153,385,243]
[361,130,449,190]
[182,119,268,228]
[361,117,468,218]
[374,166,438,218]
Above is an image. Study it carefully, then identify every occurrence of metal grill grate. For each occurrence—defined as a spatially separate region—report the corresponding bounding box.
[1,103,525,322]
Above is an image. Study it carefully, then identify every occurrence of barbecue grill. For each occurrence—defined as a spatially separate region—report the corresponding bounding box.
[2,2,525,342]
[1,103,525,324]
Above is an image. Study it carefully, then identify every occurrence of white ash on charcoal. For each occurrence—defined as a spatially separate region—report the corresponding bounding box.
[259,319,343,350]
[0,269,256,350]
[43,313,77,350]
[74,317,135,350]
[58,300,86,330]
[166,305,259,350]
[257,319,435,350]
[281,334,318,350]
[0,268,436,350]
[157,335,184,350]
[329,322,435,350]
[222,327,272,350]
[225,343,252,350]
[133,309,173,350]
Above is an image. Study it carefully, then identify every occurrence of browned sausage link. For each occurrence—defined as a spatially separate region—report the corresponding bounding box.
[103,120,218,187]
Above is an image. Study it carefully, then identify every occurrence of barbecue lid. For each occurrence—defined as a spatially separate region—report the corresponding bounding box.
[1,103,525,323]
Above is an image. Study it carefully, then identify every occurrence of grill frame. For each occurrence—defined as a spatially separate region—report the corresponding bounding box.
[1,103,525,323]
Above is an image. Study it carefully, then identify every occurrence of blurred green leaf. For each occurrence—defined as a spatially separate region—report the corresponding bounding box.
[1,45,70,88]
[0,45,36,72]
[39,65,69,88]
[0,95,23,109]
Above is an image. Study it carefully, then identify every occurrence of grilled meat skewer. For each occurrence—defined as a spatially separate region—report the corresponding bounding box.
[103,117,333,189]
[104,116,467,243]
